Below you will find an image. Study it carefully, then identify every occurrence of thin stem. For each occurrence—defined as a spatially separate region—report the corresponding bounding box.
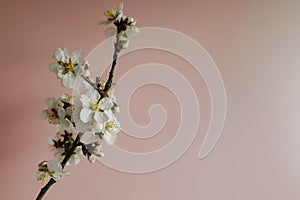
[35,134,82,200]
[103,33,120,94]
[35,179,56,200]
[61,133,82,168]
[81,75,104,97]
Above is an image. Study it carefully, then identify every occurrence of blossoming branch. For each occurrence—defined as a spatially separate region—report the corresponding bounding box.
[35,3,139,200]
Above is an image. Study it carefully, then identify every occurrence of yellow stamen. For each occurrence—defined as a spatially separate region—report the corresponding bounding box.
[64,93,73,100]
[104,6,116,18]
[106,121,118,130]
[91,102,99,111]
[65,63,73,70]
[38,172,50,184]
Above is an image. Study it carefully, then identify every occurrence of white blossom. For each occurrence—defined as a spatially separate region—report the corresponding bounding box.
[107,84,120,113]
[122,16,140,39]
[49,48,89,89]
[47,140,81,166]
[53,147,81,166]
[102,113,121,145]
[36,160,69,183]
[40,97,69,128]
[72,89,114,133]
[97,2,123,25]
[47,128,81,166]
[84,135,104,163]
[97,2,139,52]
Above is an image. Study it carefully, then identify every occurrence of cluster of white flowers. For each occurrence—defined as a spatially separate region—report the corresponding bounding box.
[36,2,138,185]
[36,48,121,182]
[98,2,140,50]
[72,89,121,144]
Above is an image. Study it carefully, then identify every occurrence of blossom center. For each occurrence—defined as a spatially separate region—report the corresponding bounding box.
[64,63,74,72]
[38,171,50,183]
[91,102,99,111]
[105,121,118,130]
[104,7,116,19]
[64,93,73,101]
[47,110,59,121]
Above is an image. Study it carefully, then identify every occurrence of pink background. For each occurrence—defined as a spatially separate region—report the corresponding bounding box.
[1,0,300,199]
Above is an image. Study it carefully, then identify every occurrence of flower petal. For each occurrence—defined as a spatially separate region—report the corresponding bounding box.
[80,108,92,123]
[49,62,59,72]
[94,111,108,123]
[92,121,103,133]
[97,20,112,25]
[47,159,62,172]
[75,120,89,132]
[103,132,117,145]
[45,135,55,146]
[105,109,114,121]
[74,65,84,75]
[80,94,90,108]
[45,97,58,108]
[68,154,80,165]
[54,48,70,63]
[126,27,140,38]
[117,2,124,12]
[40,110,48,120]
[57,107,66,119]
[71,49,85,64]
[105,27,116,38]
[99,97,113,110]
[91,89,100,103]
[59,118,70,128]
[53,148,64,162]
[62,73,76,88]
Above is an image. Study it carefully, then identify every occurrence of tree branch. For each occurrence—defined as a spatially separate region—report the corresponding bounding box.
[103,33,120,94]
[36,23,123,200]
[35,133,82,200]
